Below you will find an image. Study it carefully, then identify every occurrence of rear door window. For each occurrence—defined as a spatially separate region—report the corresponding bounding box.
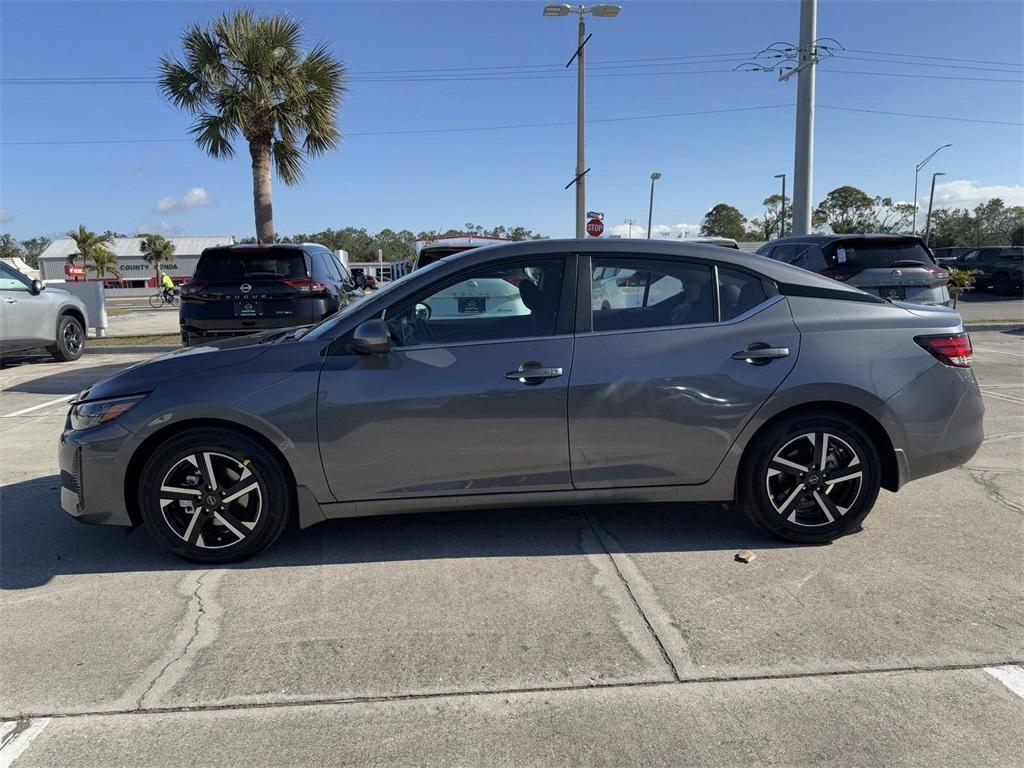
[591,258,714,331]
[194,248,308,281]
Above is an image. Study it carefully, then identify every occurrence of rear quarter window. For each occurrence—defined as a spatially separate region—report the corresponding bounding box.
[194,249,308,281]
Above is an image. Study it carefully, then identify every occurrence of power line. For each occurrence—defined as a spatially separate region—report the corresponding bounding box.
[819,68,1023,83]
[832,53,1024,74]
[818,104,1023,127]
[842,47,1023,68]
[0,104,795,145]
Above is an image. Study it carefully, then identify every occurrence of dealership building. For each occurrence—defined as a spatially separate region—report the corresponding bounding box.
[37,236,235,288]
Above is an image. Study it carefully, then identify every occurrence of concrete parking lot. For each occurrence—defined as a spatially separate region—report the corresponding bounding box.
[1,333,1022,766]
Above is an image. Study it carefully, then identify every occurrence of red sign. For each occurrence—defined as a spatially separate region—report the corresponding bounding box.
[586,218,604,237]
[64,264,85,279]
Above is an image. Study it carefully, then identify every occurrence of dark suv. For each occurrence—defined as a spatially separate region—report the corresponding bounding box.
[180,243,360,346]
[951,246,1024,293]
[756,234,950,305]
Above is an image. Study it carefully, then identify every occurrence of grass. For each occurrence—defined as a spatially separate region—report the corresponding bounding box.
[105,307,132,317]
[88,334,181,346]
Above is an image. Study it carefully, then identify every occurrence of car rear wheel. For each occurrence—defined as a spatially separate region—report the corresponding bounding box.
[738,411,881,544]
[139,428,292,563]
[49,314,84,362]
[993,272,1012,295]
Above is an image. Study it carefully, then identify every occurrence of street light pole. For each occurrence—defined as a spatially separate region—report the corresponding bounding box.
[924,171,945,246]
[544,4,621,238]
[774,173,787,238]
[624,217,636,238]
[912,143,952,235]
[647,172,661,239]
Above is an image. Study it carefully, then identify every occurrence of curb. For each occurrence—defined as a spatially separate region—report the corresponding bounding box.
[85,344,179,354]
[963,323,1023,333]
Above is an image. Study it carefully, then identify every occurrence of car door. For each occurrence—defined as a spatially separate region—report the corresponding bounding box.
[317,255,575,501]
[0,262,52,347]
[569,255,799,488]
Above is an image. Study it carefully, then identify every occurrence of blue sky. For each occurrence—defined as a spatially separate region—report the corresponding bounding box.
[1,0,1022,241]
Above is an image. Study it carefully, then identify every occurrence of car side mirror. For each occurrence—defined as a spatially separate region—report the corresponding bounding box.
[352,318,391,354]
[353,274,368,288]
[31,279,44,295]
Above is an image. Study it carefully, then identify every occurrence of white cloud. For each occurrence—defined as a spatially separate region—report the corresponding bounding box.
[0,209,14,223]
[154,186,212,213]
[924,180,1024,211]
[606,222,702,239]
[135,221,184,236]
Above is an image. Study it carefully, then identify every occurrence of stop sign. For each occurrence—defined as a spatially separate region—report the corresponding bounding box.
[586,218,604,237]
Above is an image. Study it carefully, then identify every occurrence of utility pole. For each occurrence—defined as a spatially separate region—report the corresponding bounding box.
[775,173,787,238]
[791,0,816,235]
[545,4,621,238]
[624,217,637,238]
[924,171,945,246]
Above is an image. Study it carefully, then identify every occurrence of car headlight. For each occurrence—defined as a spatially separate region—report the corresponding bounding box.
[69,395,146,431]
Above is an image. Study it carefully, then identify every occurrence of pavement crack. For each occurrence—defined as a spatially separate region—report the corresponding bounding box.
[582,512,691,681]
[961,467,1024,516]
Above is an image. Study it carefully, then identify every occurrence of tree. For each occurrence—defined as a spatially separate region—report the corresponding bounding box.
[0,234,24,260]
[66,225,113,270]
[20,237,52,268]
[86,249,122,280]
[747,194,791,240]
[873,198,916,233]
[701,204,747,240]
[159,9,346,243]
[929,199,1024,248]
[139,234,177,284]
[813,186,876,233]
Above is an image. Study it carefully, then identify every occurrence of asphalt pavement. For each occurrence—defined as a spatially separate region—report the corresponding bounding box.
[0,333,1021,766]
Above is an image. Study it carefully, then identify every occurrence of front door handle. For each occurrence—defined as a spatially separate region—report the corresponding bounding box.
[731,343,790,365]
[3,298,17,304]
[506,361,563,384]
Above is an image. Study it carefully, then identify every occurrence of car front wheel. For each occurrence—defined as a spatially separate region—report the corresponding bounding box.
[738,411,881,544]
[139,428,292,562]
[49,314,84,362]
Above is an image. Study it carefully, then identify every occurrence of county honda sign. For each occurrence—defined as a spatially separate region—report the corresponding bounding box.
[586,218,604,237]
[64,264,86,280]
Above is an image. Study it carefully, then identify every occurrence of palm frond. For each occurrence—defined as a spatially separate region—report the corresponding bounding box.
[190,112,238,158]
[272,139,304,186]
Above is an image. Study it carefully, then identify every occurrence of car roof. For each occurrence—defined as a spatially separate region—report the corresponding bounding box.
[436,238,870,297]
[767,233,924,245]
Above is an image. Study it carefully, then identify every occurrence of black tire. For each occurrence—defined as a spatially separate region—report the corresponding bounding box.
[992,272,1012,295]
[737,410,881,544]
[48,314,85,362]
[149,294,164,308]
[138,427,293,563]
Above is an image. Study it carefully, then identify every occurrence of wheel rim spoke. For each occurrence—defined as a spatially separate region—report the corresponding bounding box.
[769,458,808,476]
[767,431,864,528]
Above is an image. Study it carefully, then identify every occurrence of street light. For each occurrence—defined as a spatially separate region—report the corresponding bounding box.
[623,217,637,238]
[647,171,662,239]
[774,173,787,238]
[544,4,622,238]
[924,171,946,247]
[913,143,952,235]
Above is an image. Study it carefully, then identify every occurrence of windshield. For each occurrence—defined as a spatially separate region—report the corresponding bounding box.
[302,258,448,340]
[194,248,307,281]
[416,247,471,269]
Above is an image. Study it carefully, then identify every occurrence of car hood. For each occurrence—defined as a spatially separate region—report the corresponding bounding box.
[78,334,280,402]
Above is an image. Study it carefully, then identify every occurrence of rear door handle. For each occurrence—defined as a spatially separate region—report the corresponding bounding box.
[731,344,790,365]
[506,362,564,383]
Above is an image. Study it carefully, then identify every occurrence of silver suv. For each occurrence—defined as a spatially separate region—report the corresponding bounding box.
[0,262,87,361]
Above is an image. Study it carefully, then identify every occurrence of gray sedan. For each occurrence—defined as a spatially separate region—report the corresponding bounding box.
[59,239,983,562]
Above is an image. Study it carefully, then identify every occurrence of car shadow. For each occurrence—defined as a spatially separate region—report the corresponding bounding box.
[3,363,132,395]
[1,474,793,589]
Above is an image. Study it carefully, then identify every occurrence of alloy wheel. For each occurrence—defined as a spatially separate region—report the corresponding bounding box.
[765,432,864,528]
[158,451,263,549]
[63,320,83,354]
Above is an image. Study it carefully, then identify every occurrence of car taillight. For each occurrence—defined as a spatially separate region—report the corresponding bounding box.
[180,280,207,296]
[923,265,948,279]
[283,277,329,295]
[915,333,973,368]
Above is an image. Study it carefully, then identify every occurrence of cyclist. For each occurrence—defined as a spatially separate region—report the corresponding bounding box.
[161,272,176,302]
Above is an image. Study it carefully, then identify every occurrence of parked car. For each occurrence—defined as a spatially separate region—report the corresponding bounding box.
[990,248,1024,294]
[178,243,361,347]
[757,234,950,305]
[951,246,1024,292]
[0,261,87,362]
[60,239,982,562]
[931,247,973,266]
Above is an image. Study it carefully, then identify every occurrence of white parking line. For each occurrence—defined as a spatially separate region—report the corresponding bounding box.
[0,394,73,418]
[973,346,1024,359]
[985,665,1024,699]
[0,719,50,768]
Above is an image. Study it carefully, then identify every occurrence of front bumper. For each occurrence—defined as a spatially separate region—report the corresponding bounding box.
[58,417,137,526]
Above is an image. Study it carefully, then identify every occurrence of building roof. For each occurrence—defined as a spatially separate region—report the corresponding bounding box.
[39,236,235,260]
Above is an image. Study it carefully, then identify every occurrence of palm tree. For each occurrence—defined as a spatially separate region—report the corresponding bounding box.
[86,249,122,281]
[139,234,176,285]
[158,10,346,243]
[66,225,112,270]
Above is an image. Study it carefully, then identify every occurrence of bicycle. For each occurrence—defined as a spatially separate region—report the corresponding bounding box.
[149,288,181,308]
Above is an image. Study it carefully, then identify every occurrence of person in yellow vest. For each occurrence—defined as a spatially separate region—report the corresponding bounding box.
[161,272,176,301]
